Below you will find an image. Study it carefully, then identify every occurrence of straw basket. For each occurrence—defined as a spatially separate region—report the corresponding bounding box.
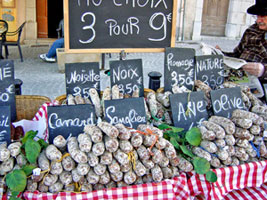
[55,88,155,105]
[15,95,51,121]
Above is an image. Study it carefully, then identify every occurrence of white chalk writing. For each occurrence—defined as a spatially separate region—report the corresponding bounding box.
[106,106,146,128]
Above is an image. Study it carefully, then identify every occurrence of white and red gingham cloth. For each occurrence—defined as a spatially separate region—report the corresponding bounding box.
[23,174,189,200]
[29,103,267,200]
[188,160,267,200]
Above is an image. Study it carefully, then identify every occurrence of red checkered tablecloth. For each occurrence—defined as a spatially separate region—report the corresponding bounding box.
[188,160,267,200]
[23,173,189,200]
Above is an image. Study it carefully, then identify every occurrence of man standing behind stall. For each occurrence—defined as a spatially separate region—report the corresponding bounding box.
[217,0,267,84]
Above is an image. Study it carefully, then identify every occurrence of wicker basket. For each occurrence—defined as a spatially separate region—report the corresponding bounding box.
[15,95,51,121]
[55,88,155,105]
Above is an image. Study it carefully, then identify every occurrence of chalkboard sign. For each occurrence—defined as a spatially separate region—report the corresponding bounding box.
[47,104,96,143]
[195,55,224,90]
[170,91,208,130]
[110,59,144,97]
[0,106,11,145]
[164,47,195,92]
[65,62,100,97]
[210,87,244,118]
[104,97,146,129]
[0,60,16,121]
[65,0,177,52]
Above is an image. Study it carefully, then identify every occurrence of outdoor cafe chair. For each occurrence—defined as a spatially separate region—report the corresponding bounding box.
[3,21,26,62]
[0,19,8,59]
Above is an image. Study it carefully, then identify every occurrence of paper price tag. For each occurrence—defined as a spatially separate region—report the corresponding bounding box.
[33,168,41,176]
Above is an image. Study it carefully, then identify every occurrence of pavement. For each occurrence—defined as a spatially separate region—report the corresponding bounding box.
[7,38,239,101]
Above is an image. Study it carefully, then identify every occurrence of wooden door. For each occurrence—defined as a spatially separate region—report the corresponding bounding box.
[201,0,229,36]
[36,0,48,38]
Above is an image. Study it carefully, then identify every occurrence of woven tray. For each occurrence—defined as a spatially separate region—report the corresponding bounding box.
[55,88,155,105]
[15,95,51,121]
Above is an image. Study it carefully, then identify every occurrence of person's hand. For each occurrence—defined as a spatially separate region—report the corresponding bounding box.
[242,62,264,77]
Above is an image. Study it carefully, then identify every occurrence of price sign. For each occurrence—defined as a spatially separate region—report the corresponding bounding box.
[210,87,245,118]
[47,104,96,143]
[195,55,224,90]
[110,59,144,97]
[65,0,177,51]
[164,47,195,92]
[0,106,11,145]
[170,91,209,130]
[104,97,146,129]
[0,60,15,121]
[65,62,100,97]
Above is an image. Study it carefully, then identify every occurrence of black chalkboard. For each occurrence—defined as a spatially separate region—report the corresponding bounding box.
[164,47,195,92]
[0,106,11,145]
[47,104,96,143]
[195,55,224,90]
[170,91,209,130]
[210,87,244,118]
[0,60,16,121]
[110,59,144,97]
[104,97,146,129]
[65,62,100,97]
[66,0,176,50]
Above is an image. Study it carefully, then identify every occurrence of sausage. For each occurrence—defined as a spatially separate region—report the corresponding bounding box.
[199,126,216,141]
[83,125,103,143]
[108,160,121,174]
[87,152,99,167]
[110,171,123,182]
[49,182,63,193]
[104,136,119,153]
[89,88,102,117]
[119,140,133,154]
[94,164,107,176]
[115,124,131,140]
[45,145,62,161]
[38,151,50,171]
[77,163,90,176]
[202,121,225,139]
[98,121,119,138]
[131,133,143,148]
[200,140,218,153]
[100,151,113,165]
[231,118,253,129]
[134,160,147,177]
[74,95,85,104]
[232,109,263,125]
[151,165,163,182]
[78,133,92,153]
[86,169,100,184]
[141,159,155,169]
[99,171,110,185]
[59,171,72,185]
[209,116,235,135]
[234,127,251,139]
[50,161,63,175]
[225,135,236,146]
[7,142,21,157]
[192,147,211,161]
[112,85,120,100]
[137,145,150,160]
[124,171,137,185]
[92,142,105,156]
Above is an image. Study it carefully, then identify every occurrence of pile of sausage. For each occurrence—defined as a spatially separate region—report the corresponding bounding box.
[24,123,189,193]
[198,108,267,168]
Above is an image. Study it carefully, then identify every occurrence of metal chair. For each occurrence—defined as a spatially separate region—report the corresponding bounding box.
[3,22,26,62]
[56,19,64,38]
[0,20,8,59]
